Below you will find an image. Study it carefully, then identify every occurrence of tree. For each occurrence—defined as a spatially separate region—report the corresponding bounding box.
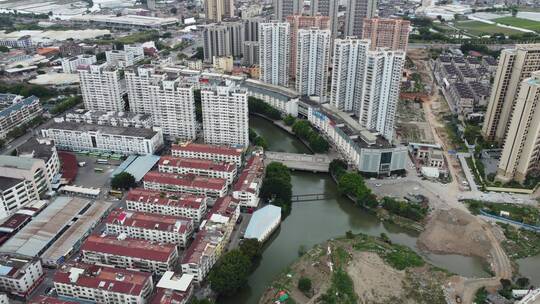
[329,159,347,179]
[516,277,530,288]
[260,162,292,214]
[194,47,204,60]
[111,172,136,190]
[239,238,262,261]
[170,7,178,14]
[298,277,312,293]
[0,46,9,53]
[283,115,296,126]
[338,173,363,196]
[190,299,213,304]
[209,250,251,296]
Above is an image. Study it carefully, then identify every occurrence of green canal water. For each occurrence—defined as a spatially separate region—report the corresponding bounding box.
[221,116,536,304]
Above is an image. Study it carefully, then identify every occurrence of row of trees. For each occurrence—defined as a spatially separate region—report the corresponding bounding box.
[260,162,292,215]
[0,82,58,99]
[291,120,329,153]
[208,239,262,296]
[330,160,428,222]
[248,97,281,120]
[50,96,82,115]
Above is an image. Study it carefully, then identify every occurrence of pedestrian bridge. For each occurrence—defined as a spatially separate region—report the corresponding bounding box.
[265,152,334,172]
[291,193,333,202]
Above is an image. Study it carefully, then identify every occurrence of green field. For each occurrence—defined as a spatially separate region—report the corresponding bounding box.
[494,17,540,32]
[455,20,522,36]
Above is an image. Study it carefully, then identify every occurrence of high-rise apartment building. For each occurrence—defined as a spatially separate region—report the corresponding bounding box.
[125,66,197,141]
[201,84,249,147]
[296,28,331,101]
[286,15,330,78]
[203,22,245,63]
[78,63,126,112]
[362,18,410,51]
[106,45,145,68]
[330,38,370,112]
[244,17,264,41]
[496,71,540,183]
[345,0,377,37]
[330,37,404,141]
[204,0,234,22]
[360,49,404,141]
[259,22,291,87]
[482,44,540,143]
[242,41,259,65]
[273,0,303,20]
[310,0,339,40]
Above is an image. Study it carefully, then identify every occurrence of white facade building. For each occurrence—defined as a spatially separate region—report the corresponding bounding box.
[330,38,370,112]
[40,122,164,155]
[143,171,228,198]
[171,142,243,167]
[17,138,61,190]
[360,50,405,141]
[81,234,179,275]
[106,45,145,68]
[105,209,194,248]
[126,188,207,225]
[125,67,198,141]
[54,263,154,304]
[330,38,404,141]
[259,22,290,87]
[201,84,249,148]
[0,95,43,140]
[232,155,264,208]
[295,28,330,101]
[158,156,237,185]
[0,254,43,298]
[78,63,126,112]
[61,55,97,73]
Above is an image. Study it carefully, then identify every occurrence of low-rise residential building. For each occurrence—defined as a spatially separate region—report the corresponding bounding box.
[0,36,32,48]
[53,263,154,304]
[428,150,445,168]
[0,156,52,219]
[0,95,42,140]
[106,45,145,68]
[143,172,228,198]
[0,254,43,298]
[105,209,194,248]
[62,109,153,129]
[171,142,243,168]
[181,196,239,282]
[126,188,207,225]
[152,272,194,304]
[70,14,178,30]
[40,122,163,155]
[17,138,61,189]
[232,155,264,208]
[61,55,97,73]
[449,82,475,115]
[80,234,179,275]
[158,156,236,185]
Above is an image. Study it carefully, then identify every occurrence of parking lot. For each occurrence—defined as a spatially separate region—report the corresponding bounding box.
[72,154,123,189]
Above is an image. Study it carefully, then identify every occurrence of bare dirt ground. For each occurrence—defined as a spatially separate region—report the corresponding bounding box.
[418,208,513,303]
[348,251,407,303]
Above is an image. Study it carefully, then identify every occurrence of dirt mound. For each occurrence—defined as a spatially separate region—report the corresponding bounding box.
[417,208,493,259]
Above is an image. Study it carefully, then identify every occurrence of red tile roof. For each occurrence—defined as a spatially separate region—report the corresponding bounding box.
[0,213,32,231]
[143,172,227,191]
[53,263,151,296]
[151,287,190,304]
[81,234,177,262]
[126,188,205,210]
[106,208,193,234]
[208,195,238,218]
[233,155,264,193]
[172,142,243,157]
[159,156,235,172]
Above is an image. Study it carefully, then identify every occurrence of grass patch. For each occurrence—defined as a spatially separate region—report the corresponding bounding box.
[319,269,358,304]
[494,17,540,32]
[498,223,540,259]
[455,20,522,36]
[352,234,425,270]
